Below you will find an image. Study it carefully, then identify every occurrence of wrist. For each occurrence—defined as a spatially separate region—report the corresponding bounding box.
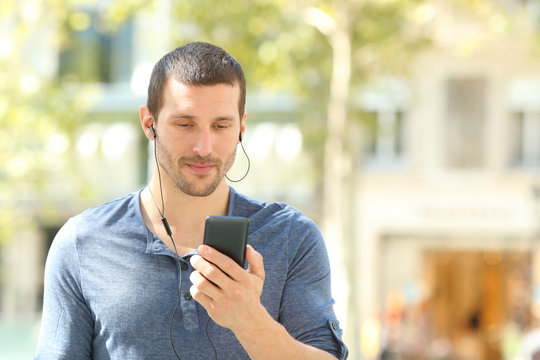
[232,305,277,340]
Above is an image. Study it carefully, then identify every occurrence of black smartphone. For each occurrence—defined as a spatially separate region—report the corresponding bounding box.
[203,216,249,267]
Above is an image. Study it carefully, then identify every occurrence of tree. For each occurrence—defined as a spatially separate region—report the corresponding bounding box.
[168,1,430,356]
[0,0,150,244]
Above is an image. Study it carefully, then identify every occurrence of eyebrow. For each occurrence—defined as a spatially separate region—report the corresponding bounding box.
[169,113,195,120]
[214,116,235,122]
[168,113,236,122]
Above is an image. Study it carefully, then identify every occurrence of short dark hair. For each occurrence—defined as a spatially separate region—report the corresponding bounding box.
[147,42,246,120]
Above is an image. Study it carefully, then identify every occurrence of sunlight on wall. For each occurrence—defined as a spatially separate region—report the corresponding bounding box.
[76,129,100,158]
[247,122,303,161]
[247,123,277,159]
[360,316,381,359]
[131,63,154,96]
[0,36,14,57]
[46,133,70,154]
[275,125,302,162]
[102,123,135,159]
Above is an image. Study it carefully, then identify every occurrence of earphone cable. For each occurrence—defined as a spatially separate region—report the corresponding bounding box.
[225,138,250,183]
[151,140,183,360]
[206,317,217,358]
[150,138,217,360]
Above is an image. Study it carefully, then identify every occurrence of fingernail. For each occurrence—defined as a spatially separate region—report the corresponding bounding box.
[199,245,209,256]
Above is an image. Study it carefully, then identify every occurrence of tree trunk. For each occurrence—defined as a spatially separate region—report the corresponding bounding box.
[321,0,354,355]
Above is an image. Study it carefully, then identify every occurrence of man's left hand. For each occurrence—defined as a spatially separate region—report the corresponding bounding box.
[189,244,266,332]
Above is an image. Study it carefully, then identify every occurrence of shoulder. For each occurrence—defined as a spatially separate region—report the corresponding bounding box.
[229,188,324,261]
[66,190,143,237]
[230,188,319,234]
[75,190,140,225]
[50,190,143,256]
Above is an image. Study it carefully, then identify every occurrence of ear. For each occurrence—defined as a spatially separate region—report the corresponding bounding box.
[140,106,156,140]
[239,111,247,143]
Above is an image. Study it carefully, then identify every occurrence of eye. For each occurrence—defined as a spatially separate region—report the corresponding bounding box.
[213,121,230,130]
[175,120,193,128]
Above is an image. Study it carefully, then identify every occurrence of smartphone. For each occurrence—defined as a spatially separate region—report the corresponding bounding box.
[203,216,249,267]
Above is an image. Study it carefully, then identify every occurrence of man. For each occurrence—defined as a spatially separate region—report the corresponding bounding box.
[35,41,348,359]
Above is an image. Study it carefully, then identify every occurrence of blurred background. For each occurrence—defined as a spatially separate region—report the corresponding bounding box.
[3,0,540,359]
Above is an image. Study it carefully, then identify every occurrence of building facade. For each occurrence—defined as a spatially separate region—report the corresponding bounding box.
[353,29,540,359]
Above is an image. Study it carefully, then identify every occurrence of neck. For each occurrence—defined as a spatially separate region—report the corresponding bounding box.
[143,167,230,238]
[139,168,230,254]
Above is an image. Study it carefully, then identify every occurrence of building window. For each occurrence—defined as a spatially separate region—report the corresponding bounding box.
[357,78,410,168]
[58,11,134,83]
[508,78,540,169]
[361,109,406,166]
[510,111,540,167]
[445,77,487,169]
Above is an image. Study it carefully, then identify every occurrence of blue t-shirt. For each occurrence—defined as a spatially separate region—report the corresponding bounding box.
[35,187,348,359]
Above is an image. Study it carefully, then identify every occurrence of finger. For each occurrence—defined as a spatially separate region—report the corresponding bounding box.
[198,245,245,281]
[189,270,222,300]
[191,251,234,288]
[190,283,214,309]
[245,245,265,280]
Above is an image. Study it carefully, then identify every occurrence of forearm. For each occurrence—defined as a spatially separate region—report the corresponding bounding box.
[232,308,338,360]
[190,246,341,359]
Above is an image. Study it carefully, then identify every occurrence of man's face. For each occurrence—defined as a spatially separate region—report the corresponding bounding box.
[154,79,245,197]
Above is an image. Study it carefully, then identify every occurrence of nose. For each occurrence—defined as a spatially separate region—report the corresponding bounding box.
[192,128,213,157]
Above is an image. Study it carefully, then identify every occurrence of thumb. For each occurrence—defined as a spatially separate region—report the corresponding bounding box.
[246,245,265,280]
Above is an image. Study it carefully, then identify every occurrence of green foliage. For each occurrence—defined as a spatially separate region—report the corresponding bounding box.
[350,0,431,80]
[167,0,434,181]
[173,1,331,99]
[0,0,149,244]
[1,0,521,244]
[170,1,429,109]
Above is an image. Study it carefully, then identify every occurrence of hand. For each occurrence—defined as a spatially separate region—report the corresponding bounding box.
[190,245,338,360]
[189,244,266,331]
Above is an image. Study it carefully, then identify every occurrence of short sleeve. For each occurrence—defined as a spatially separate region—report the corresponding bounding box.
[279,216,348,359]
[35,218,94,359]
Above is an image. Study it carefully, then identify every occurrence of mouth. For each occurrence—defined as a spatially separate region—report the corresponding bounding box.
[181,155,221,176]
[186,163,216,174]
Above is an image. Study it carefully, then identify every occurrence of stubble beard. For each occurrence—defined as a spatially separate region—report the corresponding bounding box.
[156,139,237,197]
